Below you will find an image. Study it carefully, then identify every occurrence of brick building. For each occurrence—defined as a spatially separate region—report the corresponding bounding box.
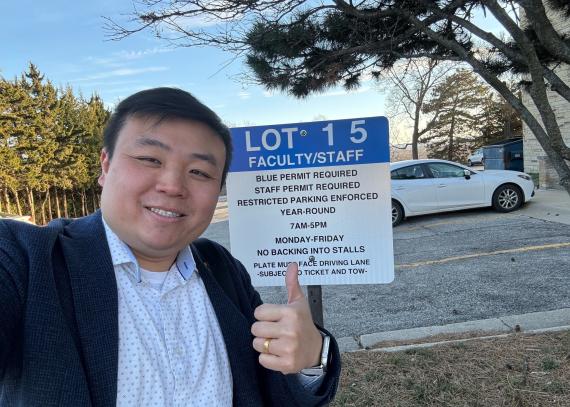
[522,4,570,189]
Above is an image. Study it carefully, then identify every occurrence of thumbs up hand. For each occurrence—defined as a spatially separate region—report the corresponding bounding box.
[251,262,323,374]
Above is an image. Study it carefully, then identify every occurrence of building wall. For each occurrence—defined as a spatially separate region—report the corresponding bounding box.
[522,4,570,189]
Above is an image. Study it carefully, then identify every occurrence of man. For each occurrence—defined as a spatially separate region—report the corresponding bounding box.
[0,88,340,406]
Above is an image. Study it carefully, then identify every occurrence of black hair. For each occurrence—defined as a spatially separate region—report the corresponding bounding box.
[103,87,233,186]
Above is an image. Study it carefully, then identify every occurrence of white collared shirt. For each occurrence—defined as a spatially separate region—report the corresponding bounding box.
[103,222,233,406]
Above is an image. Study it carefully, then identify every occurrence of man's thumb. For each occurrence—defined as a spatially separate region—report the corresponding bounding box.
[285,262,303,304]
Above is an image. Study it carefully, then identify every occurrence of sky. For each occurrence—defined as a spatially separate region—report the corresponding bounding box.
[2,1,504,138]
[2,0,388,129]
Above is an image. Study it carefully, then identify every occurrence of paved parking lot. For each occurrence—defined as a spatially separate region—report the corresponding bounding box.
[203,192,570,339]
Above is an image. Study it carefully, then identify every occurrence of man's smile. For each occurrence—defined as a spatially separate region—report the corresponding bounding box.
[146,207,185,218]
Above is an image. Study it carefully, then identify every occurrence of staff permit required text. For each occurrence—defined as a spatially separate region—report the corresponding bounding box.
[236,168,378,207]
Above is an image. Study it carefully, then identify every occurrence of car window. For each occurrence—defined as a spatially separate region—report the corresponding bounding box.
[391,164,427,180]
[427,163,466,178]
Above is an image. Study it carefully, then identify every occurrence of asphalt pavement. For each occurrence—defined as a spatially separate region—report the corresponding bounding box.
[203,189,570,352]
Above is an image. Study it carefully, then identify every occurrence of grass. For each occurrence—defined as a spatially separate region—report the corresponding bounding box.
[331,330,570,406]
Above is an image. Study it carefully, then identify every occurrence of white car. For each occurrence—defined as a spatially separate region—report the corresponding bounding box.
[391,159,535,226]
[467,148,484,166]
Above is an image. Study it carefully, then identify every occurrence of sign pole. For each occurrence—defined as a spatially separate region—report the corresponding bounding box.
[307,285,324,327]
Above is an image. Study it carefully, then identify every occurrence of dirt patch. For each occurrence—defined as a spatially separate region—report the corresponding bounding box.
[332,330,570,406]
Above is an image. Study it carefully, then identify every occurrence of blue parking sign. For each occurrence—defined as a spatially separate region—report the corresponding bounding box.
[230,117,390,172]
[227,117,394,287]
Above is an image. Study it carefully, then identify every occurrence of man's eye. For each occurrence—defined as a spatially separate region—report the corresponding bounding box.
[190,169,212,178]
[136,157,161,165]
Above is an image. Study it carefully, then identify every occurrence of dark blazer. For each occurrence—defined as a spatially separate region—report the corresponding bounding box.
[0,212,340,406]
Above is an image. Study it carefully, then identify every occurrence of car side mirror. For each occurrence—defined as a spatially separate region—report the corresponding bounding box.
[464,169,471,180]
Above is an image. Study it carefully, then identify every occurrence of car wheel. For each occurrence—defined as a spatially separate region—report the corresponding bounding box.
[467,159,472,166]
[492,184,523,212]
[392,200,404,227]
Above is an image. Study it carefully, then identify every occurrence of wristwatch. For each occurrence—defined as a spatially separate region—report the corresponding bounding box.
[300,332,331,376]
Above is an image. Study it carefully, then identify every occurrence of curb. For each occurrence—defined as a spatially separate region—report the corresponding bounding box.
[366,325,570,354]
[338,308,570,353]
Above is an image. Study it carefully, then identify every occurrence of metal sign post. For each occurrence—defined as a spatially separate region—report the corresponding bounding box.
[307,285,324,327]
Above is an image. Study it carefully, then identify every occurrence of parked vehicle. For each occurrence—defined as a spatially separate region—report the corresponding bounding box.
[0,212,34,224]
[391,159,535,226]
[467,148,484,166]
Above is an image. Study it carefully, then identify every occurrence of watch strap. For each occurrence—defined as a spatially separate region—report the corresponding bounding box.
[300,332,330,376]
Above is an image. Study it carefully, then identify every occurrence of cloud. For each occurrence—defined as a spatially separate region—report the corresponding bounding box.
[69,79,142,88]
[114,47,175,60]
[84,47,174,68]
[71,66,169,82]
[101,85,153,95]
[238,90,251,100]
[82,56,127,69]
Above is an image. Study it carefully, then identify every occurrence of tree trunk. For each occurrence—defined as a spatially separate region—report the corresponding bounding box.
[412,134,419,160]
[445,31,570,195]
[70,191,77,218]
[55,188,62,218]
[2,188,10,213]
[91,188,98,213]
[63,190,69,218]
[40,190,51,225]
[30,188,35,223]
[481,1,570,164]
[448,114,456,161]
[47,187,53,221]
[10,188,23,216]
[81,188,87,217]
[412,105,421,160]
[25,187,35,224]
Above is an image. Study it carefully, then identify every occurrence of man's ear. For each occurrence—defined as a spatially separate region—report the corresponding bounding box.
[98,149,110,187]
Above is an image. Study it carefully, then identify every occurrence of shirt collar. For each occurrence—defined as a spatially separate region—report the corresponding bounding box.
[102,218,196,282]
[175,246,196,280]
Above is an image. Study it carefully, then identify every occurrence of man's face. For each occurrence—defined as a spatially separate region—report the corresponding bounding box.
[98,116,226,270]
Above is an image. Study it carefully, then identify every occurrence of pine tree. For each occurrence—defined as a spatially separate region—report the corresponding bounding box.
[0,79,24,214]
[74,94,107,215]
[15,64,60,223]
[422,70,490,161]
[478,90,522,146]
[1,65,110,223]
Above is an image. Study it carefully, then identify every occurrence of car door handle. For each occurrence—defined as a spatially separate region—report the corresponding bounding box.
[394,186,406,190]
[437,184,447,188]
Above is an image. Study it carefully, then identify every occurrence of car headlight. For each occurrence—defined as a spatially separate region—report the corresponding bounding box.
[518,174,531,181]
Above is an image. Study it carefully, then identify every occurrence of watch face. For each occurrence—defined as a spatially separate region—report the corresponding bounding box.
[320,334,331,368]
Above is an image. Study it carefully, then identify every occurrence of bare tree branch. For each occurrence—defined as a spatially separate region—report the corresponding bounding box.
[104,0,570,192]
